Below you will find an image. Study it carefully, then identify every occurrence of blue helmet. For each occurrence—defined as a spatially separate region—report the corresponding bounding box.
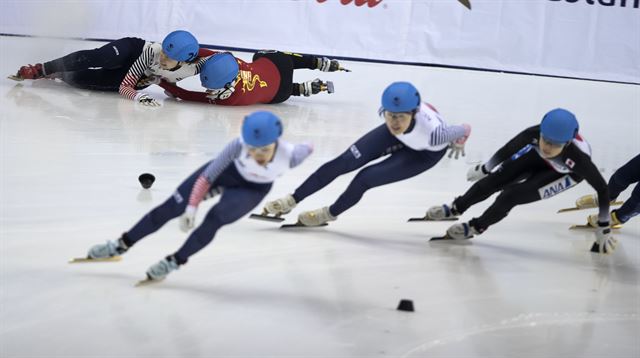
[540,108,579,144]
[162,30,199,62]
[381,82,421,113]
[242,111,283,147]
[200,53,239,89]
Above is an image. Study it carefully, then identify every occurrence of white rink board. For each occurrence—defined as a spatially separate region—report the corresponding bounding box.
[1,0,639,83]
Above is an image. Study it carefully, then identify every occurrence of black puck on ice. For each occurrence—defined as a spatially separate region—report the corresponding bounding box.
[397,299,414,312]
[138,173,155,189]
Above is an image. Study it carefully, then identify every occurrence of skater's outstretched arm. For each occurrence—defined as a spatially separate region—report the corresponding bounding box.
[567,146,610,223]
[430,123,468,147]
[118,46,160,105]
[180,139,243,231]
[290,143,314,168]
[159,81,212,103]
[188,139,243,209]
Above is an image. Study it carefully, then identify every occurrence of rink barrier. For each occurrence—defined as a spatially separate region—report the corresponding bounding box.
[1,32,638,87]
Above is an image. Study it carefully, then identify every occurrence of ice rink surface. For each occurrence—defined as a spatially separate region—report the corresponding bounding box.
[1,36,639,357]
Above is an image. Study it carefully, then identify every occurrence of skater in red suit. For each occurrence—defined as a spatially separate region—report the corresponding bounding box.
[159,50,347,106]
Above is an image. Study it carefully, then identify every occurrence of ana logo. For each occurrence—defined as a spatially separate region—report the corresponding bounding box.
[316,0,383,8]
[539,176,575,199]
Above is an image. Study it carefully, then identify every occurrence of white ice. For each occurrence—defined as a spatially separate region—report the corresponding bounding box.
[1,36,639,358]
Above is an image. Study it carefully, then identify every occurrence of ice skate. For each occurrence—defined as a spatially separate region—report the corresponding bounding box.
[282,206,335,228]
[251,194,297,222]
[9,63,45,81]
[409,203,460,222]
[68,256,122,263]
[316,57,350,72]
[70,237,128,263]
[570,211,623,230]
[299,78,334,97]
[136,256,179,286]
[589,210,622,228]
[431,222,478,241]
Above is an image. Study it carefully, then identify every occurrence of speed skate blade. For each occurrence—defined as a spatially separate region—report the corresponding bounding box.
[135,277,163,287]
[338,67,351,72]
[249,213,284,222]
[557,207,583,213]
[281,222,329,229]
[557,200,624,213]
[7,75,23,81]
[570,223,622,230]
[69,256,122,263]
[429,235,453,241]
[408,217,458,222]
[569,224,593,230]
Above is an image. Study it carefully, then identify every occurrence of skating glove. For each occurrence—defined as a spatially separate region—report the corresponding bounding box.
[448,142,465,159]
[591,222,618,254]
[179,205,197,232]
[467,164,489,182]
[135,93,161,107]
[447,124,471,160]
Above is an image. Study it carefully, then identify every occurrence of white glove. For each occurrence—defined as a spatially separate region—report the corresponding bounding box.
[179,205,197,232]
[135,93,161,107]
[447,124,471,160]
[591,222,618,254]
[467,164,489,182]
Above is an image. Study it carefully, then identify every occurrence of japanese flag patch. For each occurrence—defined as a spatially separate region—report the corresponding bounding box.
[565,158,575,169]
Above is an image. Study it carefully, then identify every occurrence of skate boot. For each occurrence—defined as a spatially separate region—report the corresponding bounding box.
[87,237,129,259]
[145,255,179,281]
[316,57,343,72]
[298,206,336,227]
[264,194,297,216]
[14,63,45,80]
[426,203,460,220]
[446,222,479,240]
[299,78,334,97]
[588,211,623,229]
